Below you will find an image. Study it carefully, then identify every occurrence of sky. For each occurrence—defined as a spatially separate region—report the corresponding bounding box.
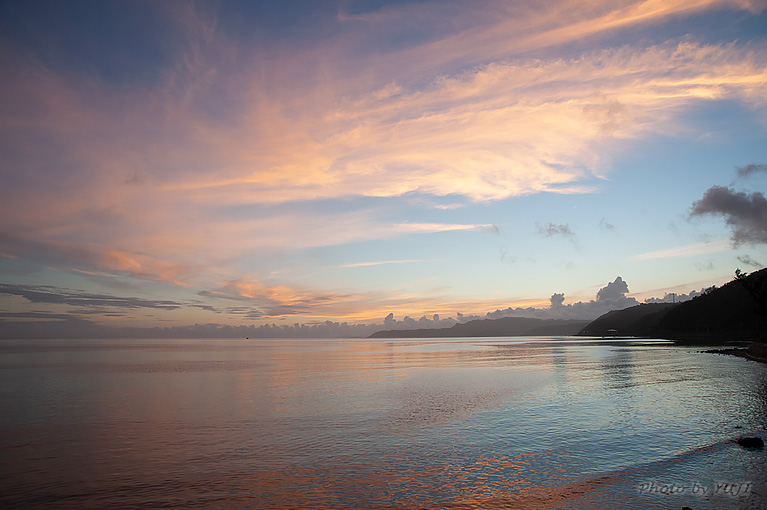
[1,0,766,338]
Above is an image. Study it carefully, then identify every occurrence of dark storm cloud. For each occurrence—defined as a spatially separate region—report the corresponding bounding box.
[690,186,767,245]
[0,283,183,310]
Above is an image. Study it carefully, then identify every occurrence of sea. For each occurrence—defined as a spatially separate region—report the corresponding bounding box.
[1,336,765,509]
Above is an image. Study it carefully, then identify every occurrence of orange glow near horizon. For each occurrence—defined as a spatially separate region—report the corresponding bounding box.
[0,0,765,334]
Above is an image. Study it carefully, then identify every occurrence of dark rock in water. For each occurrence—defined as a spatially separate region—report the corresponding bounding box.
[737,436,764,448]
[682,507,693,510]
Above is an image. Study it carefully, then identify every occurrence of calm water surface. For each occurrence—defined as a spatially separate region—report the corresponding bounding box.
[1,337,766,509]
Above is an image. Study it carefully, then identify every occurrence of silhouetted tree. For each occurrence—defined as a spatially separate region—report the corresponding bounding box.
[735,268,767,318]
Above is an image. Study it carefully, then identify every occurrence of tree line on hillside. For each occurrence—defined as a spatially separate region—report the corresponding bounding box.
[578,268,767,342]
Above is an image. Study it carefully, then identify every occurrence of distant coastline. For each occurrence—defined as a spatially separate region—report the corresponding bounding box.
[369,317,589,338]
[370,268,767,350]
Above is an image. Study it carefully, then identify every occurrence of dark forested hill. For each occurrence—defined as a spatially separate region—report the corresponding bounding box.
[370,269,767,342]
[578,268,767,342]
[577,303,678,337]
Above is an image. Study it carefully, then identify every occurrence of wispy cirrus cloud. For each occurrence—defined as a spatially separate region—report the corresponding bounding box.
[632,239,732,260]
[340,0,762,81]
[736,163,767,177]
[0,214,492,286]
[0,232,195,285]
[737,254,763,268]
[6,37,764,285]
[168,40,766,204]
[0,283,182,310]
[335,259,440,269]
[538,223,577,243]
[1,0,766,327]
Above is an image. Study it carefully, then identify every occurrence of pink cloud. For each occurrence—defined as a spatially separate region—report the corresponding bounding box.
[1,0,765,324]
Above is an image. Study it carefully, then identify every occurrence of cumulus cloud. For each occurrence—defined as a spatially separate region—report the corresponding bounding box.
[0,309,460,339]
[550,292,566,308]
[483,276,638,321]
[374,313,460,331]
[643,288,709,303]
[596,276,629,301]
[690,186,767,245]
[199,276,646,329]
[0,274,707,338]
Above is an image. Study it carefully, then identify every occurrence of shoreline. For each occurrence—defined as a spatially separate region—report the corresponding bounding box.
[699,342,767,364]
